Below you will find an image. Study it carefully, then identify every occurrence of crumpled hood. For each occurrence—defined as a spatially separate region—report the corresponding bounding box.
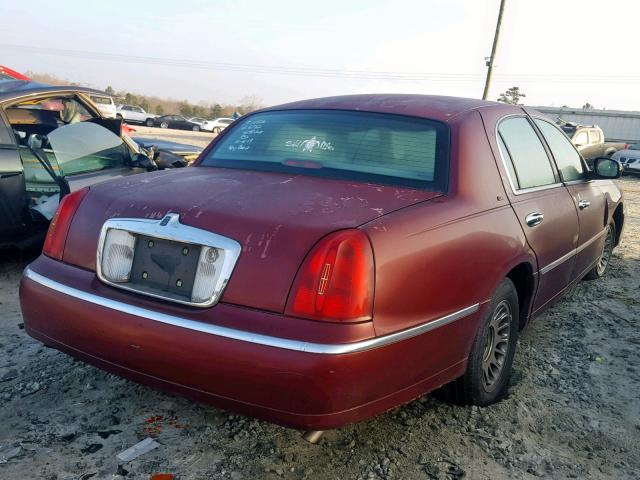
[64,167,442,312]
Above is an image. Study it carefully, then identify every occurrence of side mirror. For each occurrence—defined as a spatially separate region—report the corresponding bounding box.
[131,153,158,171]
[593,157,622,179]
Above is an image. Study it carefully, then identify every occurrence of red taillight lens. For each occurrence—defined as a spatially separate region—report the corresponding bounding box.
[285,230,374,322]
[43,187,90,260]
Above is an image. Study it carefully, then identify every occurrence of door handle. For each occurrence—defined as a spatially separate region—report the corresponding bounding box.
[525,212,544,227]
[578,200,591,210]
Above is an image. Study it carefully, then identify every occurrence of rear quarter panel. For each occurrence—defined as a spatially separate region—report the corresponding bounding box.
[364,110,536,342]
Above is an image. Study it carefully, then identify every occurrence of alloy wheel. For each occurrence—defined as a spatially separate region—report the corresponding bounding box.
[481,300,512,392]
[596,225,614,276]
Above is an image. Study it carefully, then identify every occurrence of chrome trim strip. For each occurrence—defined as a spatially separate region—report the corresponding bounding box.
[540,228,607,275]
[576,228,607,254]
[24,268,479,355]
[540,249,576,275]
[96,214,241,308]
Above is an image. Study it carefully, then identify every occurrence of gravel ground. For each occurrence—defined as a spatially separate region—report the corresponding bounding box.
[0,178,639,480]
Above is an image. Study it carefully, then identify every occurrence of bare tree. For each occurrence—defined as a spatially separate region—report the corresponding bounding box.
[238,95,264,114]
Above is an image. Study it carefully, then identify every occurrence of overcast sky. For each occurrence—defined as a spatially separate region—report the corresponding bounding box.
[1,0,638,110]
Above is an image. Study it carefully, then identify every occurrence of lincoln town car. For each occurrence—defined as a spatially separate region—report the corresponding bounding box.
[19,95,624,435]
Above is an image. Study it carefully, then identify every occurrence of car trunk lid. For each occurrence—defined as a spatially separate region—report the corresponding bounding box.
[64,167,442,313]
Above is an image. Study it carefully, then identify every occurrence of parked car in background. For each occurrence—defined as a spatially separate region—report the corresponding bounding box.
[188,117,234,133]
[89,93,117,118]
[188,117,210,130]
[0,65,30,81]
[152,115,201,131]
[0,81,187,249]
[19,95,624,432]
[116,104,157,126]
[612,143,640,175]
[208,117,234,133]
[558,121,626,167]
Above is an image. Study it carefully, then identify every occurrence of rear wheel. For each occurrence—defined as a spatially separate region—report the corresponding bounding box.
[145,118,154,127]
[160,121,169,129]
[583,222,615,280]
[440,279,519,406]
[192,125,200,132]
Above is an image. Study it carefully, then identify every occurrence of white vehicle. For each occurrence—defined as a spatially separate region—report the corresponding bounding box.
[208,117,235,133]
[116,104,157,126]
[612,144,640,175]
[89,94,117,119]
[186,117,234,133]
[188,117,211,131]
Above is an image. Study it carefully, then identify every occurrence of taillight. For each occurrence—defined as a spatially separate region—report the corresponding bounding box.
[285,229,374,322]
[43,187,90,260]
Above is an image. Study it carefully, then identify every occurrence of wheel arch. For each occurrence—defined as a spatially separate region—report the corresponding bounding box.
[612,202,624,246]
[505,261,535,330]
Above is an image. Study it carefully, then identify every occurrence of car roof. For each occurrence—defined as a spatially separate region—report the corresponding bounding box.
[261,94,513,122]
[0,80,108,102]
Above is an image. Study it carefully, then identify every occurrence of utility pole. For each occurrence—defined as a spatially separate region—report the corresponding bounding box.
[482,0,506,100]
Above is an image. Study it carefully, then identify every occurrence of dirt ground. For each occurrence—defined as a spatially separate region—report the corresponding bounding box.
[0,178,639,480]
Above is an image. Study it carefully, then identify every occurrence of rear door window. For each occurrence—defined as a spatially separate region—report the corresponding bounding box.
[498,117,557,190]
[535,119,585,182]
[201,109,450,190]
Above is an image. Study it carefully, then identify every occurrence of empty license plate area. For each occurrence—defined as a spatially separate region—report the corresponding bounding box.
[129,235,201,302]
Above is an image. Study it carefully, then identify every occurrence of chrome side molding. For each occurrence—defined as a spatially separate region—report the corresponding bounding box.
[540,228,608,275]
[24,267,479,355]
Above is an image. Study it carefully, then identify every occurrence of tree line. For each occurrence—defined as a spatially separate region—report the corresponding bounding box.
[26,71,263,119]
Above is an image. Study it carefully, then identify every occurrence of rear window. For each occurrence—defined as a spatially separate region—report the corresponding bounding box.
[201,110,449,189]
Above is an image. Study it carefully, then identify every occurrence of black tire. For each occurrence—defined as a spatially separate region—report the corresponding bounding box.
[583,222,616,280]
[116,114,123,120]
[160,122,169,129]
[145,118,154,127]
[213,127,221,134]
[192,125,200,132]
[440,279,519,406]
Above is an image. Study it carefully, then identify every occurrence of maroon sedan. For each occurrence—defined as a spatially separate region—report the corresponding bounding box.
[20,95,624,433]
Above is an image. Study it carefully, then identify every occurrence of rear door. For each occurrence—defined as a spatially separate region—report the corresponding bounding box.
[533,118,608,279]
[497,116,579,313]
[131,106,144,122]
[0,112,27,239]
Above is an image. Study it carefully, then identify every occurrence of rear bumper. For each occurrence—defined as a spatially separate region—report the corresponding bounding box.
[20,256,483,429]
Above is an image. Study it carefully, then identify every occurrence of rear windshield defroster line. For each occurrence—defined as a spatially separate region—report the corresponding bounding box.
[199,109,450,191]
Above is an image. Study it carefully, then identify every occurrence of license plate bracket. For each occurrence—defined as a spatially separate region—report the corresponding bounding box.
[129,235,201,302]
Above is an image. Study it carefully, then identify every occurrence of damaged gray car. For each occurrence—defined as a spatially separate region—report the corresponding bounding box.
[0,81,191,249]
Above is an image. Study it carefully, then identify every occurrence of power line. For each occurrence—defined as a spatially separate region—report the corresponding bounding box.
[3,43,640,84]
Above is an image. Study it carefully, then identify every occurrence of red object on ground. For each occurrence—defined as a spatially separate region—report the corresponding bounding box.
[121,123,135,136]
